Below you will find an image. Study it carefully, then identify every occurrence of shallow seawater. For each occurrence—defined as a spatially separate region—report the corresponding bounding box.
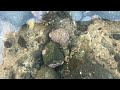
[0,11,120,79]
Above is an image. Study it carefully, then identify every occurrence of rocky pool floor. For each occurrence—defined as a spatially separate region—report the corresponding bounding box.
[0,11,120,79]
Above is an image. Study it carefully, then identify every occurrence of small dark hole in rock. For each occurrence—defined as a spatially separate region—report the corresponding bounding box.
[113,42,117,47]
[109,35,112,39]
[98,27,102,30]
[94,36,96,38]
[3,67,6,70]
[104,33,107,36]
[4,41,12,48]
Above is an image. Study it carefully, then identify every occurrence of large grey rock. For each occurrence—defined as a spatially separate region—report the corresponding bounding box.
[66,62,115,79]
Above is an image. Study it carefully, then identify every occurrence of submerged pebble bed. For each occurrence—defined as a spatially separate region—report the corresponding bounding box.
[0,11,120,79]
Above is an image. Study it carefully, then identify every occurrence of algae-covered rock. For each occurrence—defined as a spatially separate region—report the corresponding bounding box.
[42,42,64,67]
[83,19,120,78]
[68,34,94,73]
[64,19,120,78]
[70,35,92,62]
[35,66,60,79]
[66,62,115,79]
[0,22,48,79]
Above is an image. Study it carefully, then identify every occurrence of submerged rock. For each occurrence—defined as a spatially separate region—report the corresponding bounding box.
[42,42,64,67]
[112,34,120,40]
[49,28,70,46]
[0,23,48,79]
[66,62,115,79]
[35,66,60,79]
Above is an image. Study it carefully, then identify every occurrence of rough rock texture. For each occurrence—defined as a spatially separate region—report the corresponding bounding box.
[1,12,120,79]
[68,19,120,78]
[66,62,115,79]
[87,19,120,78]
[0,23,48,79]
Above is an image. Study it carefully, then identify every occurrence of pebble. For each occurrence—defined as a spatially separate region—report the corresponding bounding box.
[49,28,70,46]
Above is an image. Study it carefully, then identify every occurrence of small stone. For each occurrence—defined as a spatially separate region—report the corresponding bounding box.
[114,53,120,62]
[112,34,120,40]
[4,41,12,48]
[49,28,70,46]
